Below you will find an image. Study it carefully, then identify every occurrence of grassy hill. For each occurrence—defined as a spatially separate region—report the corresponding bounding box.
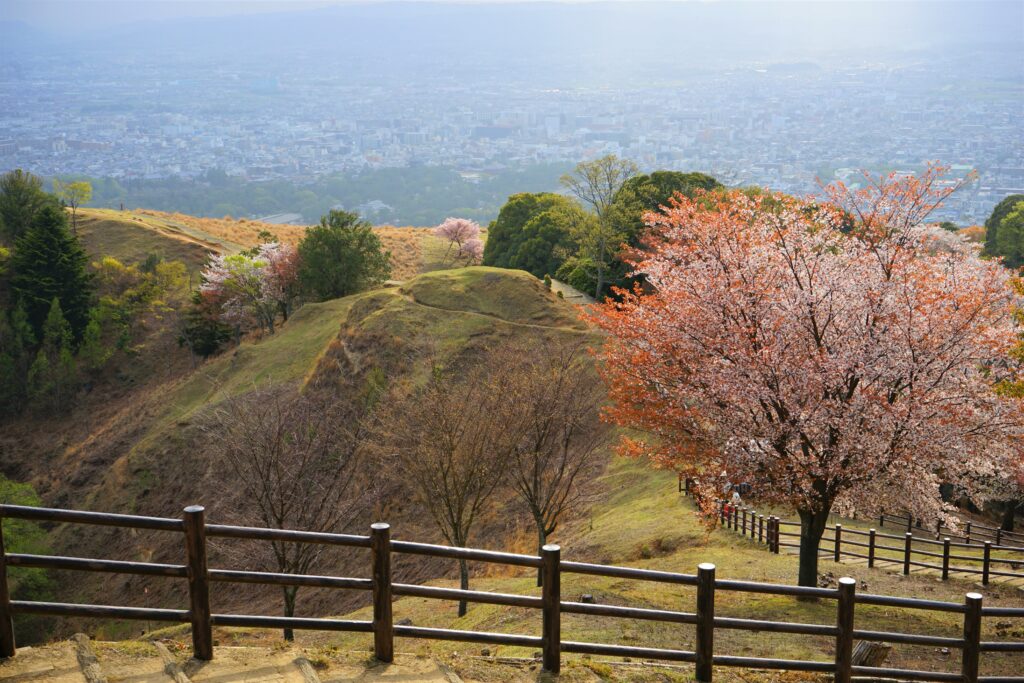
[7,266,595,639]
[8,215,1021,680]
[75,207,456,280]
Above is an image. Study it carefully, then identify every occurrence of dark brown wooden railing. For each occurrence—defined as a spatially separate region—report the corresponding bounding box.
[1,503,1022,683]
[717,501,1024,585]
[879,510,1024,548]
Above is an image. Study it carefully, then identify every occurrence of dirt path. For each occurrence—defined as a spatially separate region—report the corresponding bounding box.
[398,290,592,334]
[0,638,456,683]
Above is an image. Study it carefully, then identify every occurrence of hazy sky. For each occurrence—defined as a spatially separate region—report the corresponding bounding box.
[7,0,1018,32]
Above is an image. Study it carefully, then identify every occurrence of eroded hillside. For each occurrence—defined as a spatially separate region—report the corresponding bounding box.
[2,266,601,641]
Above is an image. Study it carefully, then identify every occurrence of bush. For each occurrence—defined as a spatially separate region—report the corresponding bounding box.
[298,210,391,301]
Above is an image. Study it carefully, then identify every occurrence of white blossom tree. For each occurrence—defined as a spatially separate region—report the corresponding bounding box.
[433,217,483,266]
[590,165,1024,586]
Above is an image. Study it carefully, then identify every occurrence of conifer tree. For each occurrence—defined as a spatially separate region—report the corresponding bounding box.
[27,298,77,413]
[0,304,35,417]
[77,313,111,374]
[11,205,92,342]
[0,169,57,244]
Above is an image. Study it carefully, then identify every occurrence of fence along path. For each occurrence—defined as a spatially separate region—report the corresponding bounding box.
[0,503,1022,683]
[878,509,1024,551]
[712,499,1024,588]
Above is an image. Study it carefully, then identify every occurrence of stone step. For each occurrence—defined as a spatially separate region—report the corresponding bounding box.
[0,643,87,682]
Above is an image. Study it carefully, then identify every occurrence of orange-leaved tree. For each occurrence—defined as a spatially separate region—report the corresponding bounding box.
[589,164,1023,586]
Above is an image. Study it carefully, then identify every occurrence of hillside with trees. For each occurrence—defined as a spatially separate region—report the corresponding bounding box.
[1,163,1023,666]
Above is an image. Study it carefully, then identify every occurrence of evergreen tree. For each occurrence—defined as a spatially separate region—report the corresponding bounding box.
[77,314,111,374]
[995,202,1024,269]
[0,304,35,417]
[0,169,58,244]
[984,194,1024,257]
[297,210,391,301]
[482,192,578,277]
[27,299,77,413]
[10,205,92,342]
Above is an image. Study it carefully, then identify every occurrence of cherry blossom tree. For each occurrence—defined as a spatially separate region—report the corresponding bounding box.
[200,242,299,335]
[589,165,1024,586]
[434,217,483,266]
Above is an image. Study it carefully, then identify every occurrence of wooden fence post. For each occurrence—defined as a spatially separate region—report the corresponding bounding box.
[834,524,842,562]
[695,563,715,683]
[772,517,781,554]
[183,506,213,661]
[995,528,1002,546]
[982,542,991,586]
[965,522,972,545]
[868,529,876,569]
[0,519,15,658]
[719,500,726,526]
[906,515,912,534]
[371,523,394,663]
[541,544,561,674]
[961,592,982,683]
[758,515,764,544]
[879,513,884,528]
[835,577,856,683]
[942,537,950,581]
[903,532,912,575]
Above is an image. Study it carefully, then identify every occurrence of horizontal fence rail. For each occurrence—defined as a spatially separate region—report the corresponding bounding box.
[715,500,1024,586]
[877,510,1024,549]
[1,504,1022,683]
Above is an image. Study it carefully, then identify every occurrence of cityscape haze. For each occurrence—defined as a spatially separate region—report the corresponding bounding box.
[1,0,1022,225]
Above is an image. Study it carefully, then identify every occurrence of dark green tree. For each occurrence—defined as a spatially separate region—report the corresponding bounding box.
[984,194,1024,257]
[994,202,1024,269]
[483,192,577,277]
[0,170,59,244]
[27,298,77,413]
[177,291,235,360]
[10,206,93,341]
[297,209,391,301]
[565,170,722,297]
[0,304,35,417]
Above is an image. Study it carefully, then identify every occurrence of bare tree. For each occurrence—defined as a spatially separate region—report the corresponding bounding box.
[500,340,609,582]
[385,363,517,616]
[203,384,374,640]
[559,155,638,298]
[559,155,638,220]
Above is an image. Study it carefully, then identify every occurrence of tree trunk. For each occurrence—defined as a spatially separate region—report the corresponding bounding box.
[797,507,830,588]
[282,585,297,641]
[1001,500,1020,532]
[594,265,605,301]
[536,526,547,587]
[458,558,469,617]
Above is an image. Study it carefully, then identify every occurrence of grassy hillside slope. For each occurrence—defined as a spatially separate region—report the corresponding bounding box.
[25,267,595,638]
[75,207,455,280]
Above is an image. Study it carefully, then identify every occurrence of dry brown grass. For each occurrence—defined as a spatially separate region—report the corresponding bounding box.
[374,225,433,281]
[137,209,308,248]
[137,211,432,280]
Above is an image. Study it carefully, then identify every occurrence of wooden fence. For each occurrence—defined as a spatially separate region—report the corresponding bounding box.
[1,503,1023,683]
[878,510,1024,549]
[716,501,1024,585]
